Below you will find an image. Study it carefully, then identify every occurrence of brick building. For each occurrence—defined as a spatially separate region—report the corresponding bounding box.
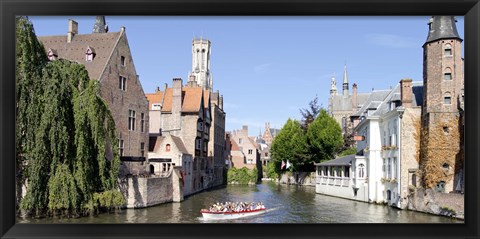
[420,16,464,193]
[38,17,150,175]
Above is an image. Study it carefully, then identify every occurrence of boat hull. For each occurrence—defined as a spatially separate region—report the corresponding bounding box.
[201,208,266,220]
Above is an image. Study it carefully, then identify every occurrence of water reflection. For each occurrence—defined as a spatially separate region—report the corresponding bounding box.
[18,181,461,224]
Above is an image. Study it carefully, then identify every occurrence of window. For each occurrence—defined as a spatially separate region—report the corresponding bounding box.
[444,44,452,56]
[444,73,452,80]
[121,56,126,66]
[163,163,167,172]
[387,158,391,178]
[152,103,161,110]
[238,138,242,144]
[118,139,124,156]
[383,158,386,174]
[166,144,171,152]
[150,165,154,174]
[119,76,126,91]
[128,110,136,131]
[412,174,417,187]
[141,142,145,157]
[248,149,253,155]
[358,164,365,178]
[197,121,203,131]
[85,47,95,61]
[444,96,452,104]
[265,153,268,157]
[392,158,397,179]
[195,139,201,150]
[141,113,145,132]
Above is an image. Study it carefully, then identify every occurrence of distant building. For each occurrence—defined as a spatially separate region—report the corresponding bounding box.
[229,126,262,177]
[38,17,150,176]
[328,65,371,146]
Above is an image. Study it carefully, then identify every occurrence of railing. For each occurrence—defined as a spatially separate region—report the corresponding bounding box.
[316,176,351,187]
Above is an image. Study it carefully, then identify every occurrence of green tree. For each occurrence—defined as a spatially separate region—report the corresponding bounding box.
[299,96,321,131]
[338,147,357,157]
[270,118,308,172]
[17,17,123,217]
[265,161,279,180]
[306,109,344,164]
[15,16,48,209]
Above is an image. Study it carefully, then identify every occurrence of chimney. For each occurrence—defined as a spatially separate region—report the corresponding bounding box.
[67,19,78,43]
[242,125,248,135]
[400,78,413,108]
[352,83,358,110]
[172,78,183,131]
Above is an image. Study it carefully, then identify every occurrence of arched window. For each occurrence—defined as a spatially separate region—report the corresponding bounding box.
[444,44,452,56]
[166,144,171,152]
[358,164,365,178]
[444,67,452,80]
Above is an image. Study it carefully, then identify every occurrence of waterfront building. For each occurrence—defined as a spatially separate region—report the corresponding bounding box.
[316,80,424,208]
[146,78,212,194]
[420,16,464,193]
[38,17,150,176]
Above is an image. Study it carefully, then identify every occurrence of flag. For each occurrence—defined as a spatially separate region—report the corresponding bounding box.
[286,160,291,169]
[281,161,286,169]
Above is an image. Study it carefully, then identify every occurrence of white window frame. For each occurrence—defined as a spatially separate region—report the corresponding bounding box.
[128,109,136,131]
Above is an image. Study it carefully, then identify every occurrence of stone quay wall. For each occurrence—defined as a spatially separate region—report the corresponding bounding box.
[407,188,464,220]
[119,166,184,209]
[278,172,316,186]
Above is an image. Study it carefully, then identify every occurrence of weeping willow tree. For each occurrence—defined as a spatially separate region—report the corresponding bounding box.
[15,16,48,209]
[17,16,124,217]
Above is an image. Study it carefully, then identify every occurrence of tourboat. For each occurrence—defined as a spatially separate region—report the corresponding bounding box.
[200,208,267,220]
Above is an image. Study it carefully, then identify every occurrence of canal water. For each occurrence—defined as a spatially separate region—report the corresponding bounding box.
[18,181,461,223]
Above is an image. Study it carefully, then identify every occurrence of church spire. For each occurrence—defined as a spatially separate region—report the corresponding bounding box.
[342,64,349,96]
[93,16,108,33]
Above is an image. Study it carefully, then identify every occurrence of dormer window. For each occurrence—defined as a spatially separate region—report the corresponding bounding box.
[85,46,96,62]
[152,103,161,110]
[47,48,58,61]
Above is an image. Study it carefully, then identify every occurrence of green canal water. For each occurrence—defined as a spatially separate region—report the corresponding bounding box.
[18,181,461,223]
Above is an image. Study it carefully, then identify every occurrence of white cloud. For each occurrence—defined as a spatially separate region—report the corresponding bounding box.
[365,33,416,48]
[254,63,273,74]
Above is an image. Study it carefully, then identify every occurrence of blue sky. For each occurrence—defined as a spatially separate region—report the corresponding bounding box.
[29,16,464,136]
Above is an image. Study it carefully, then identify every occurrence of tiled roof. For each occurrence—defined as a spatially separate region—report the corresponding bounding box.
[331,92,371,112]
[372,81,423,116]
[147,86,210,113]
[230,138,240,151]
[38,32,121,81]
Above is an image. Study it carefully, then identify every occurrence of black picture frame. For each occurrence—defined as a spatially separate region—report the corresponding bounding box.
[1,0,479,238]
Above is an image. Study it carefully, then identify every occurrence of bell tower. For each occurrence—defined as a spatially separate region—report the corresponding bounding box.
[191,38,212,91]
[420,16,464,192]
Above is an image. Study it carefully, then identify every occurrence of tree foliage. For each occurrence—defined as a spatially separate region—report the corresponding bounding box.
[16,17,123,217]
[299,96,321,131]
[227,167,258,185]
[270,118,308,172]
[265,162,279,180]
[306,109,344,163]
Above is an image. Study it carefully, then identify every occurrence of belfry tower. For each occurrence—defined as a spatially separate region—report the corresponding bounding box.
[420,16,464,192]
[189,38,213,91]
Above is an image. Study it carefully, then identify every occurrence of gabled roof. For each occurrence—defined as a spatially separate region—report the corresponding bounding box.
[331,92,371,112]
[425,16,462,44]
[230,138,241,151]
[171,135,189,154]
[38,31,121,81]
